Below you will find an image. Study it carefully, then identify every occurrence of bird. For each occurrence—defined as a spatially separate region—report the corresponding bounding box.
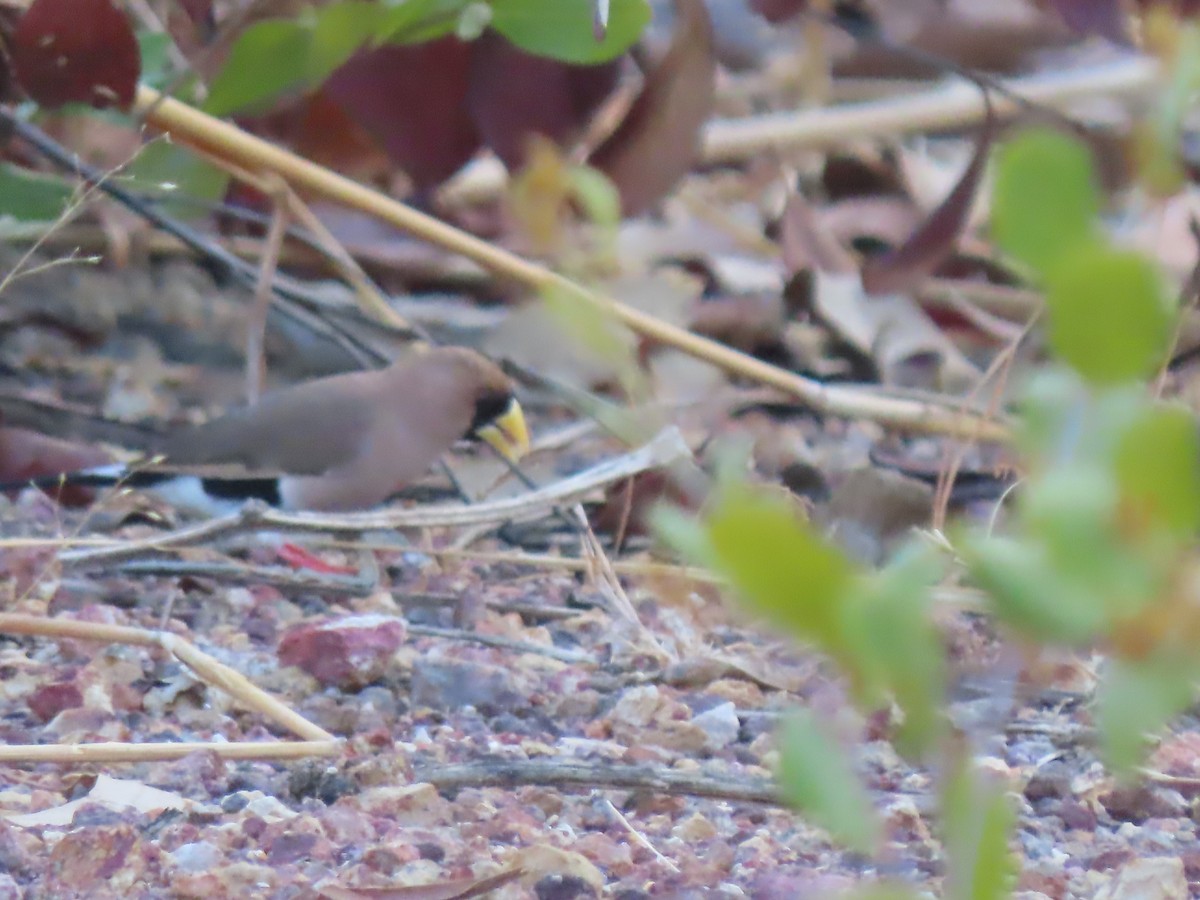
[4,346,529,514]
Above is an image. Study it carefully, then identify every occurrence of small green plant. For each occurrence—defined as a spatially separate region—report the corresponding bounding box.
[204,0,650,117]
[651,125,1195,896]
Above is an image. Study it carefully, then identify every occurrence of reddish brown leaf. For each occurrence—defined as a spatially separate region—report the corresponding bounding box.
[860,101,994,296]
[467,32,620,170]
[325,39,480,192]
[245,88,393,182]
[1043,0,1130,43]
[10,0,139,110]
[588,0,716,216]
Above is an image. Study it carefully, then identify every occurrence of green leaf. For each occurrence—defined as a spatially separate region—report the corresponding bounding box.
[569,165,621,230]
[846,548,946,756]
[0,163,74,224]
[651,504,715,566]
[541,283,645,397]
[1099,658,1197,774]
[204,19,313,116]
[1044,243,1174,385]
[1115,404,1200,536]
[1021,465,1118,567]
[942,761,1017,900]
[705,483,853,652]
[569,164,621,263]
[991,129,1099,276]
[963,535,1107,643]
[205,2,384,116]
[310,1,386,80]
[378,0,468,43]
[1013,367,1089,460]
[776,711,881,853]
[126,141,230,220]
[490,0,650,63]
[137,31,175,90]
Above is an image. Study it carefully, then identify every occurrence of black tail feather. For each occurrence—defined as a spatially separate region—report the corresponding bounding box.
[1,466,282,507]
[0,466,175,494]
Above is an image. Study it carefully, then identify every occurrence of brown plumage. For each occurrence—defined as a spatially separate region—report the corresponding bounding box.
[12,347,529,514]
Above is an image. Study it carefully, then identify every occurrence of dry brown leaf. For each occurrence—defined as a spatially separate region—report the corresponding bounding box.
[3,775,193,828]
[862,105,993,296]
[588,0,716,216]
[810,271,981,392]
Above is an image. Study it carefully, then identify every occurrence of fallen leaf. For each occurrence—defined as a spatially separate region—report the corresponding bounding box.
[588,0,716,215]
[10,0,139,109]
[688,294,788,359]
[1092,856,1188,900]
[749,0,807,24]
[325,38,479,192]
[809,270,982,392]
[861,100,993,295]
[467,32,620,169]
[819,196,923,251]
[3,775,193,827]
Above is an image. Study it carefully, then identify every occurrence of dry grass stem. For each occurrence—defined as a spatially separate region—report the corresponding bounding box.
[441,55,1158,200]
[428,548,724,584]
[0,613,336,744]
[135,86,1010,441]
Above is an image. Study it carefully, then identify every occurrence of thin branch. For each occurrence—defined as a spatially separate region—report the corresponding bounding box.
[0,109,388,367]
[415,757,784,805]
[407,623,592,665]
[247,176,290,402]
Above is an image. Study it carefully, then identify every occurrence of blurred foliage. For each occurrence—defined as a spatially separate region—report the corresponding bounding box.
[205,0,649,117]
[649,116,1200,896]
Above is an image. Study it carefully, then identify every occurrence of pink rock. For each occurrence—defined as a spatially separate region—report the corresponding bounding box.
[27,681,83,722]
[277,615,405,690]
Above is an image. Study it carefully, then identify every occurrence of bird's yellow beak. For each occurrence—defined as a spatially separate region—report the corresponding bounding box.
[476,398,530,462]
